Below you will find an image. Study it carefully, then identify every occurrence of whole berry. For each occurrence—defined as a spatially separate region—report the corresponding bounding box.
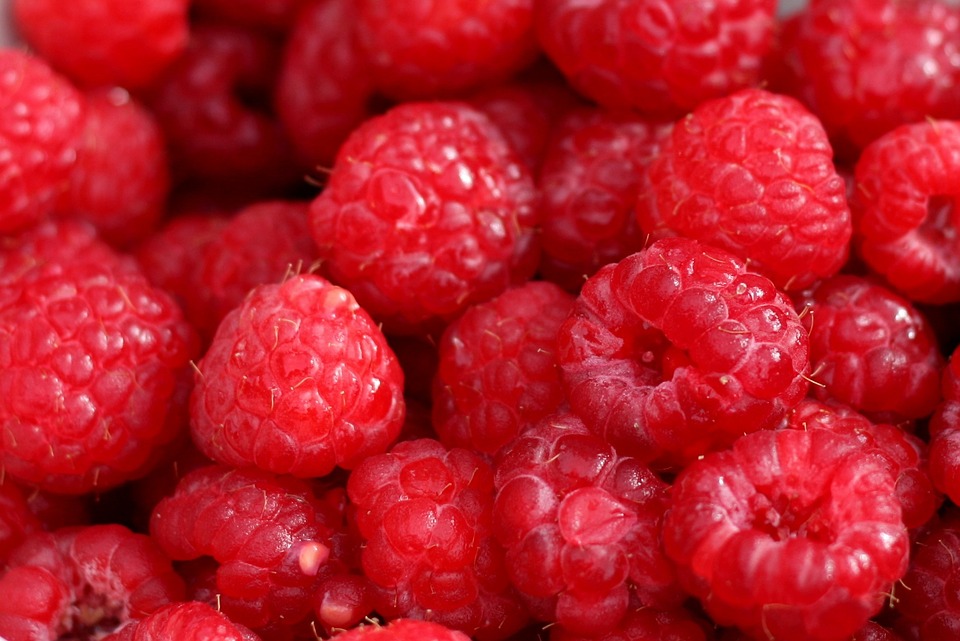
[637,88,851,292]
[190,274,405,478]
[557,237,810,466]
[308,101,540,335]
[432,281,574,455]
[663,428,909,641]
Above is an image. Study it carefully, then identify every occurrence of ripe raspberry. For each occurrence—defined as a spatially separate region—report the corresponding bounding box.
[0,221,198,494]
[637,88,852,292]
[198,200,318,331]
[0,482,42,565]
[796,275,944,423]
[105,601,262,641]
[190,274,405,478]
[0,524,185,641]
[538,107,671,291]
[355,0,538,100]
[535,0,777,117]
[55,88,170,248]
[432,281,574,455]
[0,50,84,234]
[776,0,960,155]
[492,411,681,635]
[852,120,960,304]
[347,438,529,641]
[663,428,909,641]
[275,0,375,171]
[308,101,540,335]
[929,346,960,504]
[149,465,336,632]
[557,237,810,465]
[781,399,941,530]
[549,606,713,641]
[335,619,472,641]
[13,0,189,91]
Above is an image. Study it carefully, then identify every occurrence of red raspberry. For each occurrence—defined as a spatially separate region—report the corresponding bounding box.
[308,101,540,336]
[198,200,318,331]
[194,0,307,32]
[663,428,909,641]
[719,621,904,641]
[852,120,960,304]
[538,107,671,291]
[929,346,960,504]
[0,524,185,641]
[492,411,681,635]
[149,465,336,633]
[190,274,405,478]
[335,619,472,641]
[777,0,960,155]
[106,601,262,641]
[796,275,944,423]
[0,221,198,494]
[557,237,810,465]
[432,281,574,455]
[549,607,713,641]
[535,0,777,117]
[0,482,42,565]
[275,0,375,171]
[347,438,529,641]
[636,88,852,292]
[0,50,84,234]
[55,88,170,248]
[781,399,941,530]
[355,0,538,100]
[13,0,189,91]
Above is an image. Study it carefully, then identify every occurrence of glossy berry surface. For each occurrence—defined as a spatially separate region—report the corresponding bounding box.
[105,601,262,641]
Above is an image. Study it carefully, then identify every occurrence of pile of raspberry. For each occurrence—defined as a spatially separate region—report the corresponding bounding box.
[5,0,960,640]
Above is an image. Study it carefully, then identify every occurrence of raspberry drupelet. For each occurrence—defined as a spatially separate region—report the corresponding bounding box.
[492,411,682,635]
[557,236,810,466]
[637,88,852,292]
[0,524,185,641]
[105,601,262,641]
[663,428,910,641]
[432,281,574,455]
[852,119,960,304]
[347,438,529,641]
[190,273,405,478]
[308,101,540,336]
[535,0,777,117]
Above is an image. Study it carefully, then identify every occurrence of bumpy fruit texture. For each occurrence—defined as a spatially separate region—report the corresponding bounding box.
[0,483,42,565]
[106,601,262,641]
[492,412,681,635]
[0,524,185,641]
[549,606,713,641]
[558,236,810,466]
[347,438,529,641]
[638,88,851,292]
[308,101,540,335]
[335,618,473,641]
[664,428,910,641]
[190,274,405,478]
[432,281,574,455]
[535,0,777,117]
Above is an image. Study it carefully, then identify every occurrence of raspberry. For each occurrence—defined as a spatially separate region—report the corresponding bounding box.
[535,0,777,117]
[432,281,574,455]
[636,88,852,292]
[538,107,670,291]
[557,237,810,465]
[781,399,941,530]
[929,346,960,504]
[0,221,199,494]
[777,0,960,155]
[347,438,529,641]
[106,601,262,641]
[0,524,185,641]
[549,606,713,641]
[335,619,472,641]
[0,50,84,234]
[149,465,336,632]
[55,88,170,248]
[308,101,540,336]
[0,482,42,565]
[796,275,944,423]
[492,411,681,635]
[663,428,910,641]
[13,0,189,91]
[355,0,538,100]
[852,120,960,304]
[274,0,375,171]
[190,274,406,478]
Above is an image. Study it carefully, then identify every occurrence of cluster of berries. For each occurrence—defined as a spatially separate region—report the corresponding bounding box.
[3,0,960,640]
